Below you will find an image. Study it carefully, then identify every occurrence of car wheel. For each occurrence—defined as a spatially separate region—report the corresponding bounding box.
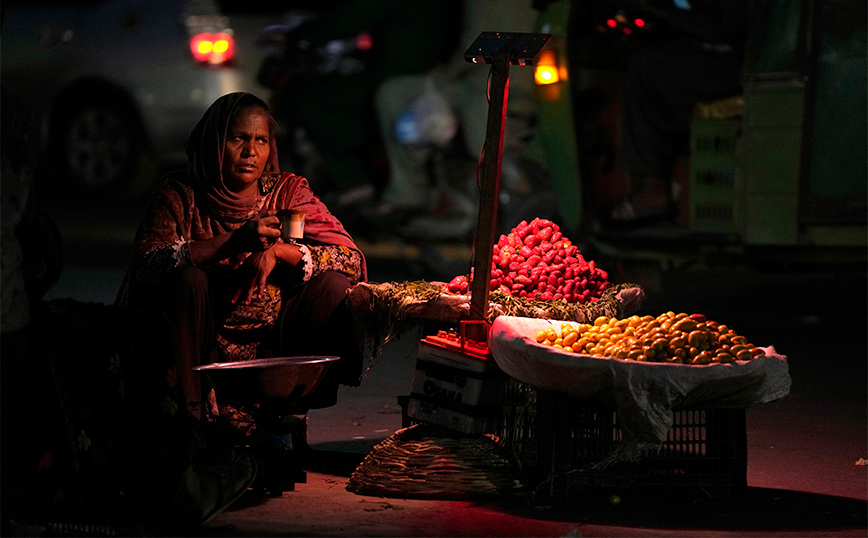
[52,95,147,198]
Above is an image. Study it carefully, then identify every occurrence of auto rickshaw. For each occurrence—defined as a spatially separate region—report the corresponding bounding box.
[530,0,866,268]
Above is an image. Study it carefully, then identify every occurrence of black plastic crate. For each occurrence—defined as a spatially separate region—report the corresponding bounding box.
[495,377,541,482]
[499,379,747,500]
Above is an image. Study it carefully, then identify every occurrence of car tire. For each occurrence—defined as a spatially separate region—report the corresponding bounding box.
[50,93,149,200]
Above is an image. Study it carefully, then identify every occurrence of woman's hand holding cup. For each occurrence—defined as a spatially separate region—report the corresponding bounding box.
[233,210,281,252]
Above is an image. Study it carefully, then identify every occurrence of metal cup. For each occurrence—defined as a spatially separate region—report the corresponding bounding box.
[277,209,306,241]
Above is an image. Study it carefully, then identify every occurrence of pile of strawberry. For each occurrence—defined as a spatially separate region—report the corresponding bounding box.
[446,218,611,304]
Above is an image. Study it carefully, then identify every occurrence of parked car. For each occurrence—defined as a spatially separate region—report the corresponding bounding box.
[1,0,285,201]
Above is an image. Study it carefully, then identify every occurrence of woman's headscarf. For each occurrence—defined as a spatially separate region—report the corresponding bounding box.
[185,92,280,222]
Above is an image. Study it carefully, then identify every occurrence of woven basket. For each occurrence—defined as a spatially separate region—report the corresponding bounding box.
[346,424,523,500]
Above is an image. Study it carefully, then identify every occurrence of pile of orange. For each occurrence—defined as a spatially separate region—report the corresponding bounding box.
[534,312,764,365]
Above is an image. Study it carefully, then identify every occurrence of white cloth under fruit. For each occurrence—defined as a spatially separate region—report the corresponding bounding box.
[489,316,791,450]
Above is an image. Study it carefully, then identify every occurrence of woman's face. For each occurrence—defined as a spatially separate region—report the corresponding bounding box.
[222,107,271,194]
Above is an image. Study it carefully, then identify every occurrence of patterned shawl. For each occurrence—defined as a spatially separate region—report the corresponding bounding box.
[183,91,365,278]
[185,92,279,223]
[116,92,367,310]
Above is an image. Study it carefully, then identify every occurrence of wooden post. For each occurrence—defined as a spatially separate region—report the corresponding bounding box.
[467,49,510,333]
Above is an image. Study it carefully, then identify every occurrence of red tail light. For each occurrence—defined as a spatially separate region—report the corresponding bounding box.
[190,32,235,64]
[356,32,373,51]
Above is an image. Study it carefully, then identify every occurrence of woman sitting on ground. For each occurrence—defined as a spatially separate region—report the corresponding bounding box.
[115,91,367,526]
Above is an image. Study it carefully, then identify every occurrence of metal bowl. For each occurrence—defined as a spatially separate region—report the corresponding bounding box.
[193,356,339,403]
